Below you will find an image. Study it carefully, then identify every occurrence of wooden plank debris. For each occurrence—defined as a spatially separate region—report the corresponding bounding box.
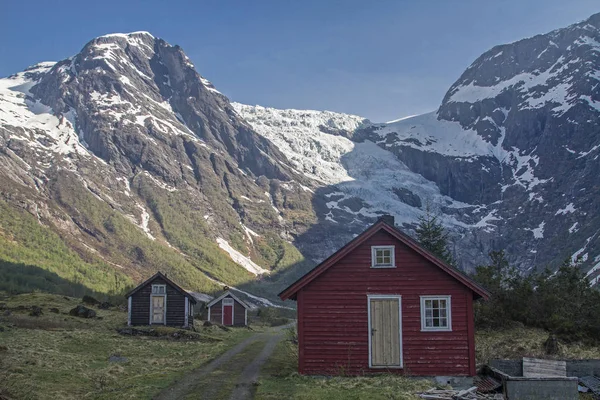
[418,387,503,399]
[579,376,600,395]
[474,375,502,393]
[522,357,567,378]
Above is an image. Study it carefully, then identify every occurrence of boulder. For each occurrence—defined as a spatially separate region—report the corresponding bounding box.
[29,306,43,317]
[49,308,60,314]
[69,305,96,318]
[82,295,99,305]
[108,354,128,363]
[203,321,213,327]
[98,302,113,310]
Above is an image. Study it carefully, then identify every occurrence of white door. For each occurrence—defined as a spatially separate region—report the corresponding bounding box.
[369,296,402,368]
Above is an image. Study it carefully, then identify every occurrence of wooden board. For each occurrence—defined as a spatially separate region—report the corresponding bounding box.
[522,357,566,377]
[370,298,400,367]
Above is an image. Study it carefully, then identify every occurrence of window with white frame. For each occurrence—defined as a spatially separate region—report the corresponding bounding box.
[371,246,395,268]
[420,296,451,331]
[152,284,166,294]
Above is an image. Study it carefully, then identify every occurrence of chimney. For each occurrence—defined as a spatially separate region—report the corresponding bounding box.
[379,214,395,226]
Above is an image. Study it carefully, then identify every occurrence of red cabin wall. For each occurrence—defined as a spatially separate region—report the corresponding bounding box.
[209,295,247,326]
[297,230,476,376]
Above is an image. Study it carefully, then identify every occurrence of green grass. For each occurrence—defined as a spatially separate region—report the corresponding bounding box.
[476,326,600,365]
[0,292,254,400]
[254,330,432,400]
[0,199,132,295]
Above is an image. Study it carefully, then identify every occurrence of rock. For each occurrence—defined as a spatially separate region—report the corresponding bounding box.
[98,302,113,309]
[0,345,7,352]
[203,321,213,327]
[69,305,96,318]
[544,334,560,355]
[392,187,422,208]
[108,354,128,363]
[117,328,159,337]
[3,310,11,317]
[49,308,60,314]
[82,295,99,305]
[0,303,6,310]
[29,306,43,317]
[0,326,4,332]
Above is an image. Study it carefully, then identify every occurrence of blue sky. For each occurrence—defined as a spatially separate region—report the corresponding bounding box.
[1,1,598,121]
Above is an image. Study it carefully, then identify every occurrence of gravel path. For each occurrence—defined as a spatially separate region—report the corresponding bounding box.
[228,328,286,400]
[153,325,290,400]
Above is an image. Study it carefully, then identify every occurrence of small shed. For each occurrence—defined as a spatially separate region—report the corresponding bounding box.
[279,215,490,376]
[206,291,250,326]
[125,271,197,328]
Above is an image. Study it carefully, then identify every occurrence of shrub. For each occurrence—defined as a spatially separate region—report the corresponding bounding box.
[472,252,600,343]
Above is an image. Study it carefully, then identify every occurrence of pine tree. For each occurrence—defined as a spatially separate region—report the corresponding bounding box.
[415,205,455,266]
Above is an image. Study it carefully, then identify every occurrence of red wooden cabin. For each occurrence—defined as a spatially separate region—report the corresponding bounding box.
[279,216,489,376]
[207,291,249,326]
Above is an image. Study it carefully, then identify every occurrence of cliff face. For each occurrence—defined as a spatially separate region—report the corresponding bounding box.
[0,32,315,301]
[2,14,600,299]
[238,13,600,279]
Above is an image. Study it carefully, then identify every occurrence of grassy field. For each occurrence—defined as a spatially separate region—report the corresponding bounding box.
[255,326,600,400]
[254,328,433,400]
[476,326,600,365]
[0,292,255,400]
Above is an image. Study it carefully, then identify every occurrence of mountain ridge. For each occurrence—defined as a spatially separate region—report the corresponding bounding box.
[1,15,600,300]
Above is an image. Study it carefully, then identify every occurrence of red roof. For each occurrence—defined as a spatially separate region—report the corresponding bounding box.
[279,219,490,301]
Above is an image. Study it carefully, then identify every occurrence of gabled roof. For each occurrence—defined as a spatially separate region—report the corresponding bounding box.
[206,290,251,310]
[279,219,490,301]
[125,271,197,303]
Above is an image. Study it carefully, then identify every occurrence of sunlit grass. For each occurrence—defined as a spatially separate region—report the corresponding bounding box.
[0,292,254,400]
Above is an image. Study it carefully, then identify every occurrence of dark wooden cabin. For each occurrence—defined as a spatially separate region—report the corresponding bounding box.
[279,216,490,377]
[206,291,250,326]
[126,272,197,328]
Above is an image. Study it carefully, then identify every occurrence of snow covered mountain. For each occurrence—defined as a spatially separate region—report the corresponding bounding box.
[236,12,600,278]
[0,32,315,302]
[1,12,600,299]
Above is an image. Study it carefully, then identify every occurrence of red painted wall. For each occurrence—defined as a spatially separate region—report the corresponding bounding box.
[297,230,476,376]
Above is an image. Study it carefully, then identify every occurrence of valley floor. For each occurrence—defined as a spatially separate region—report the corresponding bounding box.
[0,292,256,400]
[4,292,600,400]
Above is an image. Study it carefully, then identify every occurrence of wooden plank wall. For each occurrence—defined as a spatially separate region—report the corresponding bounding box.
[130,277,187,327]
[523,357,567,378]
[299,229,474,376]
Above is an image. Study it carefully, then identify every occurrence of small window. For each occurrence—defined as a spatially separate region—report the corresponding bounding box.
[223,298,234,305]
[152,284,166,294]
[420,296,452,331]
[371,246,395,268]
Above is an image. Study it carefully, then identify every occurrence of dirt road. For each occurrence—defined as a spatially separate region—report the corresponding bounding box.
[154,325,289,400]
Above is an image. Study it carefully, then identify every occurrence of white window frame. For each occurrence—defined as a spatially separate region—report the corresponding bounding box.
[151,284,166,294]
[371,246,396,268]
[420,295,452,332]
[367,294,403,368]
